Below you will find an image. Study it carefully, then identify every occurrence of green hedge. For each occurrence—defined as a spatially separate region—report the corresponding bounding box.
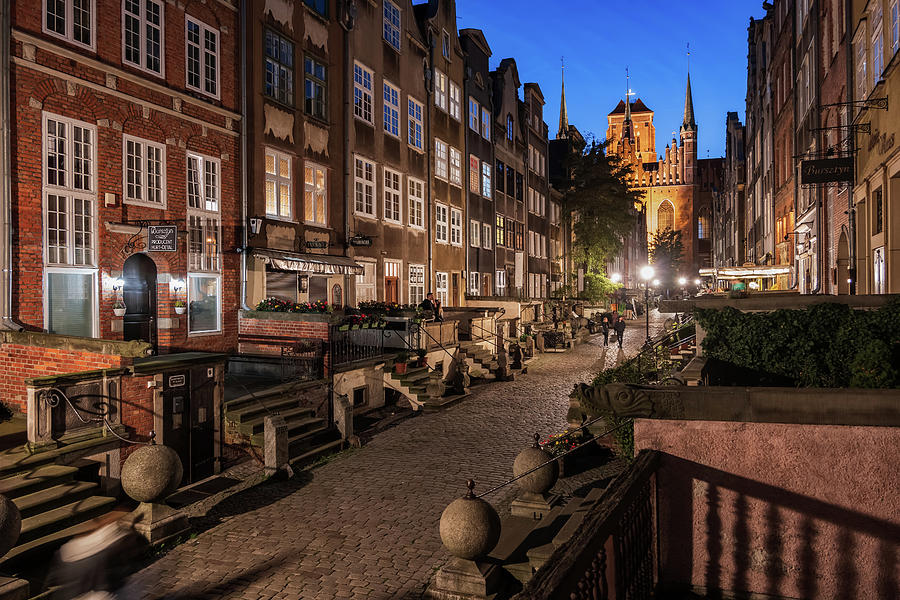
[695,300,900,388]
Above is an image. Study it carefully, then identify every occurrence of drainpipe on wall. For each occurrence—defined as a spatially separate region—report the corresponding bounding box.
[342,1,355,302]
[238,0,251,311]
[845,0,857,295]
[0,2,22,330]
[425,34,435,293]
[463,66,470,298]
[811,23,823,295]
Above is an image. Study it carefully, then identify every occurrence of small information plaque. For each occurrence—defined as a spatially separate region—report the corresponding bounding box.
[148,225,177,252]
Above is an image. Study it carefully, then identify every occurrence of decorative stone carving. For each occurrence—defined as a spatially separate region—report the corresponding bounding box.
[105,74,117,90]
[22,43,36,62]
[264,103,295,143]
[439,480,500,560]
[450,361,470,395]
[570,383,654,419]
[122,443,190,544]
[426,370,446,400]
[66,81,76,96]
[265,0,294,32]
[510,433,559,519]
[304,121,329,157]
[304,12,328,49]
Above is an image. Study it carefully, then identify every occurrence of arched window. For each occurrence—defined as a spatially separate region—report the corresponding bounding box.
[658,200,674,232]
[506,114,514,141]
[698,210,710,239]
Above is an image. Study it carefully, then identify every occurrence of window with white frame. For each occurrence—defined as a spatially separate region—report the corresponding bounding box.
[435,139,449,180]
[383,168,401,223]
[481,107,490,140]
[409,264,425,304]
[481,162,491,198]
[442,30,451,59]
[186,153,219,213]
[495,269,506,294]
[304,162,327,225]
[124,0,163,74]
[873,3,884,84]
[186,151,221,334]
[449,82,461,120]
[356,260,376,303]
[264,30,294,106]
[304,55,326,118]
[482,223,491,249]
[450,208,462,246]
[353,62,373,123]
[408,97,424,150]
[265,149,291,219]
[892,0,899,55]
[469,155,480,192]
[469,271,479,294]
[43,113,97,338]
[408,177,424,228]
[383,81,400,137]
[383,0,401,51]
[435,203,448,243]
[874,246,886,294]
[469,98,479,131]
[188,273,220,334]
[435,272,448,306]
[449,147,462,186]
[435,70,448,111]
[186,16,218,98]
[123,135,165,208]
[855,32,868,101]
[469,219,480,247]
[354,156,375,217]
[45,0,95,49]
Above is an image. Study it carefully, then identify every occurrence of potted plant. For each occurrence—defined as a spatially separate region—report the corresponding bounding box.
[113,299,126,317]
[416,348,427,367]
[174,299,186,315]
[394,351,410,374]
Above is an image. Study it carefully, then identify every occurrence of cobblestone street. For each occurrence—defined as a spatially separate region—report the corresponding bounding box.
[129,312,668,600]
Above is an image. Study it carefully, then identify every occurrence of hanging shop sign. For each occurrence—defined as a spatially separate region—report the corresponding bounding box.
[800,158,853,184]
[148,225,178,252]
[305,240,328,249]
[349,234,373,247]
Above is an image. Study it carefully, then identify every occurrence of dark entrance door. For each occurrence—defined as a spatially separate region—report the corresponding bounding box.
[189,366,216,482]
[123,254,157,351]
[161,370,189,486]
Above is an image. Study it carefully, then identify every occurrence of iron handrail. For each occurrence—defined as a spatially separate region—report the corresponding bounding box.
[415,321,459,365]
[467,319,502,350]
[38,386,154,445]
[476,417,634,499]
[382,326,442,375]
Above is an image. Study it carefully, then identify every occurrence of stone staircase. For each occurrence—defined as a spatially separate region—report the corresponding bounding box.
[457,341,499,379]
[0,434,122,569]
[384,366,470,412]
[224,382,343,465]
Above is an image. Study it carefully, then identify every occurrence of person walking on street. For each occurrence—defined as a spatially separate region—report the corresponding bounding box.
[601,316,610,347]
[614,316,626,349]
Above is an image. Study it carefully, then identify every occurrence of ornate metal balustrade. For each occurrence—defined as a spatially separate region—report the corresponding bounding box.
[513,450,660,600]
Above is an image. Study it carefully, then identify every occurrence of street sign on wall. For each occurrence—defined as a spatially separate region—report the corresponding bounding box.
[148,225,178,252]
[800,158,853,184]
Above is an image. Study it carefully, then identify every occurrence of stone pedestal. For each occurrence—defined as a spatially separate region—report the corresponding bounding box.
[509,491,560,520]
[333,395,353,441]
[131,501,190,545]
[425,557,504,599]
[264,415,289,475]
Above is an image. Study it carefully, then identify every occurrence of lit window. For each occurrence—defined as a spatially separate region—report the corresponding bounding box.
[124,0,163,74]
[265,150,291,219]
[188,274,220,334]
[435,70,448,111]
[356,261,376,303]
[186,17,219,98]
[469,155,480,192]
[496,214,505,246]
[658,200,674,231]
[305,163,327,225]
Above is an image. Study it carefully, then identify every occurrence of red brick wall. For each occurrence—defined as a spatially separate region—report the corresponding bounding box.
[119,374,156,461]
[238,315,330,355]
[0,343,129,412]
[10,0,240,355]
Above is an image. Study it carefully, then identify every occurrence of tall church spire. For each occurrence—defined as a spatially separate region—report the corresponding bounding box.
[682,72,697,131]
[623,68,634,141]
[557,57,568,139]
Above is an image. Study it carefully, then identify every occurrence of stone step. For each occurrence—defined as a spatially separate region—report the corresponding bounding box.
[224,381,323,413]
[396,368,432,385]
[18,496,117,545]
[237,406,318,437]
[0,465,78,499]
[0,435,116,480]
[550,487,606,549]
[248,416,326,446]
[288,438,344,467]
[287,425,333,452]
[422,393,470,412]
[13,480,100,519]
[226,394,306,424]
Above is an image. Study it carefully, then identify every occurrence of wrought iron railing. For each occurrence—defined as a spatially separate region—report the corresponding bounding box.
[512,450,660,600]
[330,325,386,369]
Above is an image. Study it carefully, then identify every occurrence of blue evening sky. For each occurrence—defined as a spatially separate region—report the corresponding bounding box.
[455,0,764,159]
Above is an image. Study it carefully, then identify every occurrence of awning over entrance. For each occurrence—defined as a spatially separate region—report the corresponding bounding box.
[699,266,792,280]
[253,248,364,276]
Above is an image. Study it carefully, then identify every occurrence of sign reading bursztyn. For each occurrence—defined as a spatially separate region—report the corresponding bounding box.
[148,225,178,252]
[800,158,853,184]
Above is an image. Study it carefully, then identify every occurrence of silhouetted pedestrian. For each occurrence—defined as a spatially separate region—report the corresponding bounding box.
[614,316,626,349]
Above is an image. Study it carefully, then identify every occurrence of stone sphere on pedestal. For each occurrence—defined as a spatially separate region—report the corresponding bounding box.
[121,444,183,503]
[0,495,21,558]
[512,434,559,495]
[439,480,501,561]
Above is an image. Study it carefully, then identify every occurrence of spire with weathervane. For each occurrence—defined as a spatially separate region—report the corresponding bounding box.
[557,57,568,139]
[680,45,697,135]
[623,68,634,141]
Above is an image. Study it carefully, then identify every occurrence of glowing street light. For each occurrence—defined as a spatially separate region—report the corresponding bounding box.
[611,272,622,283]
[678,277,687,286]
[640,266,654,345]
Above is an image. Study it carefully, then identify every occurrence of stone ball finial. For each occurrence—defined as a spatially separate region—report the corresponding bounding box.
[121,444,183,503]
[0,495,21,558]
[513,435,559,495]
[439,480,501,560]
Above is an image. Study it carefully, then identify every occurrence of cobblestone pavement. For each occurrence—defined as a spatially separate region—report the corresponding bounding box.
[128,311,669,600]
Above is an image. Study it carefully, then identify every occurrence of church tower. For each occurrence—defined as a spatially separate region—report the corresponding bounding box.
[557,60,568,139]
[680,73,698,184]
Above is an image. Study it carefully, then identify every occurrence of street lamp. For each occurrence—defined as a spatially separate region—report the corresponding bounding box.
[678,277,687,286]
[640,266,655,345]
[611,272,622,284]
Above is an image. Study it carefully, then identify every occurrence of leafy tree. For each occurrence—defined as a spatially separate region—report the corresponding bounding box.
[648,228,684,293]
[562,140,645,275]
